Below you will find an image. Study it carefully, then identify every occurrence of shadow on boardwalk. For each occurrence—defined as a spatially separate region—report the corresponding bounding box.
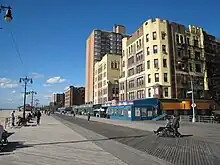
[0,141,31,154]
[18,133,193,147]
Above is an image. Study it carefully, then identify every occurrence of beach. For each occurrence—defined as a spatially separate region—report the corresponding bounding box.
[0,110,22,126]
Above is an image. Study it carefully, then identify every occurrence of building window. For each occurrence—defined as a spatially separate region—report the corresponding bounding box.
[161,32,166,40]
[147,47,150,55]
[154,59,158,68]
[163,59,167,68]
[189,63,192,72]
[147,60,150,69]
[180,35,184,43]
[128,68,135,76]
[139,39,142,48]
[120,82,125,90]
[104,64,106,69]
[162,45,166,53]
[146,34,149,42]
[155,73,159,82]
[188,50,191,58]
[103,80,106,86]
[128,92,135,100]
[153,45,158,54]
[195,52,200,60]
[122,61,125,67]
[122,50,125,56]
[136,64,144,74]
[120,94,125,101]
[187,38,190,45]
[153,32,157,40]
[176,34,179,43]
[104,72,106,77]
[164,73,168,82]
[195,64,201,72]
[164,88,168,97]
[148,74,151,83]
[137,90,145,99]
[128,56,135,66]
[194,39,199,47]
[148,88,151,97]
[136,51,143,62]
[137,76,144,86]
[128,80,135,88]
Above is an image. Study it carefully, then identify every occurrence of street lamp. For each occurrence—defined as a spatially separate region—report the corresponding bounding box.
[0,5,13,22]
[178,61,196,123]
[19,76,33,119]
[27,91,37,112]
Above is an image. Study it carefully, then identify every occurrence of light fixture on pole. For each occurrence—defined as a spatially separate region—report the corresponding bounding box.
[0,5,13,22]
[19,76,33,119]
[178,61,196,123]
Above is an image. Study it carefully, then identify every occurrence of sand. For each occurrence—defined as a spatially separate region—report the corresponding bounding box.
[0,110,22,127]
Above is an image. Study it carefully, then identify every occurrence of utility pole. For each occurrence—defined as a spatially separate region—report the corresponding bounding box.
[27,90,37,112]
[19,76,33,119]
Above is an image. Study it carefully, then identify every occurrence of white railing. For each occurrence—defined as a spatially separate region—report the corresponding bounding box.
[180,115,219,124]
[0,116,20,129]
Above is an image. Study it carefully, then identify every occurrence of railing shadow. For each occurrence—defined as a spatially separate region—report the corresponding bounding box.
[22,134,149,147]
[0,141,31,154]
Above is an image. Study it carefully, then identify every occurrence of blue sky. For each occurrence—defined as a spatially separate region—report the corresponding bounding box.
[0,0,219,108]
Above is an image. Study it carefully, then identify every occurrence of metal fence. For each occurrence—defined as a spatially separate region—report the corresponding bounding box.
[0,116,20,129]
[180,115,219,124]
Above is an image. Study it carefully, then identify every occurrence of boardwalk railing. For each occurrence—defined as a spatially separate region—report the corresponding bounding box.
[0,116,20,129]
[180,115,219,124]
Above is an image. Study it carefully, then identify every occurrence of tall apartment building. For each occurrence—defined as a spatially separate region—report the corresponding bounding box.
[119,18,219,101]
[170,23,207,99]
[53,93,65,107]
[64,86,85,107]
[119,18,172,101]
[204,33,220,100]
[85,25,127,104]
[94,54,120,104]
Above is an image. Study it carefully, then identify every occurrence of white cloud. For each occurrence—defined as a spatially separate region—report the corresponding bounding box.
[32,72,44,79]
[0,77,19,89]
[46,76,66,85]
[43,84,51,87]
[12,90,16,93]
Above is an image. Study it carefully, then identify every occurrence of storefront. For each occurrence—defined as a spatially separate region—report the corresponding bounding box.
[107,98,160,121]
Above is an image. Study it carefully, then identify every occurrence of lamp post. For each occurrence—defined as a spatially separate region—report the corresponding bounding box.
[27,91,37,112]
[19,76,33,119]
[178,61,196,123]
[189,76,196,123]
[0,5,13,23]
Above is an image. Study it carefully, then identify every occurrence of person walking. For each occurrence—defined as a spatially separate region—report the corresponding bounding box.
[36,110,42,125]
[172,114,181,137]
[87,112,91,121]
[10,110,15,127]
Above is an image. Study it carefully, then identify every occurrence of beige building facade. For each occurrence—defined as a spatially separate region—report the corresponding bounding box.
[85,25,127,104]
[119,18,172,101]
[94,54,121,104]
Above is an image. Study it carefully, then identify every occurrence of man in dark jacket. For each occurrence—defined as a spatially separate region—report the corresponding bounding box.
[36,111,42,125]
[172,114,181,137]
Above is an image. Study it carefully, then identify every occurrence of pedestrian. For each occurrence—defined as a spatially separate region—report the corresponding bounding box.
[172,114,181,137]
[36,110,42,125]
[87,112,91,121]
[10,110,15,127]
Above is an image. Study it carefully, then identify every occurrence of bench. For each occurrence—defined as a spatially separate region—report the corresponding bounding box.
[0,124,8,151]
